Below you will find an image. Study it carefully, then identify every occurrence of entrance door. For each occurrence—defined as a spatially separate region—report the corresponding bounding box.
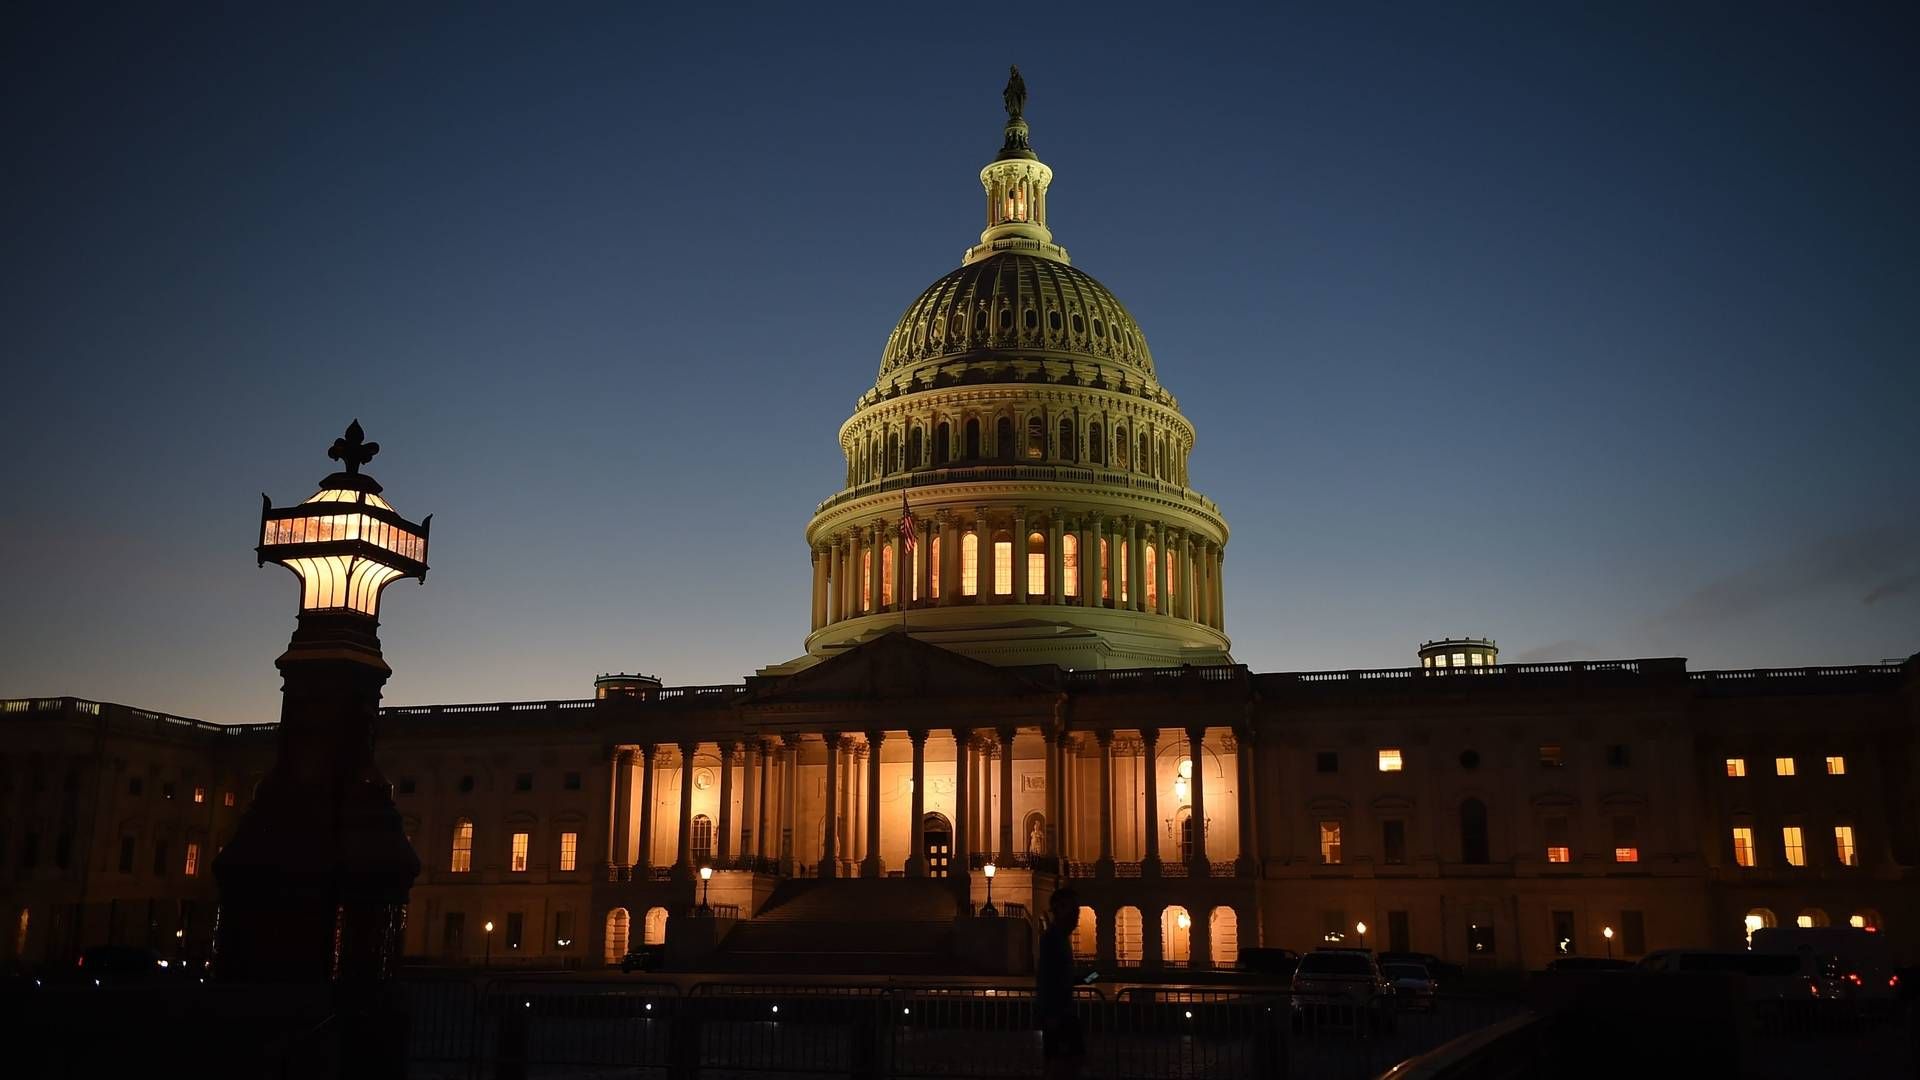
[923,814,953,878]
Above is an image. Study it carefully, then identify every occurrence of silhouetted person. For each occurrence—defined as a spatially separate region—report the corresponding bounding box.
[1037,888,1086,1079]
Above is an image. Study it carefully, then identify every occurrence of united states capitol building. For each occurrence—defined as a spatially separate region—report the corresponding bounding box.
[3,75,1915,976]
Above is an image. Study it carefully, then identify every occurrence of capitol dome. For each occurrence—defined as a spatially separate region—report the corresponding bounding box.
[878,252,1157,382]
[768,69,1232,675]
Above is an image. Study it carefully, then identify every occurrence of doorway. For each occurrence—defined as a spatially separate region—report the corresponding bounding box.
[923,813,953,878]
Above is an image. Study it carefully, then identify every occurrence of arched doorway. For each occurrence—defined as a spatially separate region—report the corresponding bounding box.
[1115,907,1143,966]
[1211,907,1239,969]
[1795,909,1831,928]
[1849,910,1882,931]
[1163,906,1192,967]
[1072,908,1097,962]
[603,908,630,965]
[644,906,669,946]
[1743,907,1777,947]
[923,813,953,878]
[1177,808,1195,864]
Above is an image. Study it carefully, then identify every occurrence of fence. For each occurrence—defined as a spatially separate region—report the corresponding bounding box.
[401,977,1524,1080]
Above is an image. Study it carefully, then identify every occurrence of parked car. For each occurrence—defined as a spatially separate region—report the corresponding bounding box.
[1544,956,1634,973]
[1291,948,1396,1031]
[1377,950,1464,984]
[1380,961,1436,1010]
[1239,947,1300,981]
[1752,928,1897,1015]
[619,945,665,973]
[1636,949,1811,1001]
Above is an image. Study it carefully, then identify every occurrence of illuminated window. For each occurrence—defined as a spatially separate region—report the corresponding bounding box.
[1834,826,1857,867]
[860,550,873,611]
[1143,543,1158,608]
[1028,532,1046,595]
[1725,758,1746,778]
[1062,533,1079,597]
[223,791,235,807]
[1026,416,1044,459]
[1318,820,1343,865]
[692,815,714,865]
[910,543,920,602]
[1470,653,1484,666]
[1545,816,1570,863]
[1119,541,1129,604]
[1732,826,1754,867]
[1377,749,1403,773]
[961,533,978,596]
[1774,757,1795,777]
[559,831,578,872]
[1099,538,1111,601]
[1453,653,1466,668]
[1612,817,1638,863]
[1539,744,1564,768]
[880,543,894,607]
[192,786,205,804]
[1825,756,1846,775]
[929,535,941,598]
[184,842,199,877]
[511,832,529,873]
[1782,826,1805,867]
[450,819,473,873]
[993,537,1013,595]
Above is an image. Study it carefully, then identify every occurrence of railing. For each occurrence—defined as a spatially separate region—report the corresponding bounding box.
[1689,663,1903,681]
[813,464,1224,519]
[1270,658,1682,686]
[0,696,276,737]
[1062,665,1248,690]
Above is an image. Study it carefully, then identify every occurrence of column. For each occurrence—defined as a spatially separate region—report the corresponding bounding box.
[754,740,772,865]
[938,514,959,607]
[1096,732,1114,876]
[1234,728,1258,876]
[975,739,992,858]
[810,548,826,630]
[1154,525,1170,616]
[1213,546,1226,632]
[1011,508,1029,603]
[1140,729,1161,875]
[997,727,1016,861]
[1194,541,1211,628]
[848,743,863,868]
[740,741,760,866]
[636,744,657,876]
[952,728,972,880]
[1127,517,1145,612]
[1044,732,1061,865]
[974,507,992,601]
[890,523,906,612]
[1079,517,1099,606]
[609,749,635,873]
[863,731,885,877]
[1047,512,1064,604]
[1105,519,1122,609]
[1193,909,1214,970]
[917,513,936,606]
[820,733,839,878]
[718,741,737,867]
[908,730,928,876]
[782,737,800,874]
[1187,726,1208,873]
[676,741,698,875]
[1180,533,1196,621]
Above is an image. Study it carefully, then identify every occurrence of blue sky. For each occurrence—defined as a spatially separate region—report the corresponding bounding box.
[4,4,1915,723]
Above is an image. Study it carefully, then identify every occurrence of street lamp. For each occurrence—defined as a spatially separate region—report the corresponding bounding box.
[484,920,495,967]
[214,420,430,985]
[1603,925,1614,958]
[981,862,998,917]
[1355,921,1368,945]
[699,865,714,913]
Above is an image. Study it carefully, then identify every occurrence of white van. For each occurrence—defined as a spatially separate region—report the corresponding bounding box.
[1751,927,1897,1012]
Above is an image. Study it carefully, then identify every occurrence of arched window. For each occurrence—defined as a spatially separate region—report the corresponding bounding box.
[1794,908,1831,928]
[1119,541,1129,605]
[603,908,630,965]
[1062,533,1080,597]
[908,427,923,469]
[1144,543,1158,609]
[964,419,981,460]
[1089,422,1105,465]
[961,532,979,596]
[450,818,473,873]
[993,532,1013,596]
[869,437,880,481]
[885,432,900,475]
[1744,907,1778,946]
[1114,426,1130,470]
[996,417,1015,461]
[929,535,941,599]
[1058,418,1076,461]
[935,422,950,464]
[880,543,894,607]
[1027,532,1046,596]
[1072,908,1098,962]
[1849,910,1881,931]
[1177,807,1194,863]
[1099,538,1111,604]
[643,906,669,946]
[1116,907,1143,965]
[1163,906,1192,967]
[692,815,713,866]
[1026,416,1045,459]
[1211,907,1239,969]
[861,550,873,612]
[1139,432,1152,474]
[1460,799,1490,864]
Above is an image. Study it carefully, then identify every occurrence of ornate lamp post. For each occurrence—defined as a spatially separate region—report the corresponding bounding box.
[1603,925,1614,958]
[981,862,998,917]
[699,865,714,914]
[213,421,430,986]
[484,921,494,967]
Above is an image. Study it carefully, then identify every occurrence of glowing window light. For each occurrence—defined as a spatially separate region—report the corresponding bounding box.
[1118,541,1129,604]
[1834,826,1857,868]
[184,842,199,877]
[1144,543,1158,608]
[961,533,979,596]
[1546,846,1570,863]
[994,539,1013,595]
[1825,756,1846,775]
[861,551,873,612]
[511,832,529,873]
[1726,758,1747,778]
[1782,827,1805,867]
[1027,532,1045,596]
[929,536,941,599]
[880,544,894,608]
[451,819,474,873]
[1775,757,1795,777]
[1732,827,1755,867]
[1062,534,1079,597]
[1377,749,1403,773]
[559,831,578,872]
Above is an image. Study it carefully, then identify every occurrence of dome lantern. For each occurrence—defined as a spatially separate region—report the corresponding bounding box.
[965,66,1068,266]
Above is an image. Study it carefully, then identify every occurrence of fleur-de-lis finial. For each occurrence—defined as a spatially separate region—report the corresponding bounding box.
[327,419,380,475]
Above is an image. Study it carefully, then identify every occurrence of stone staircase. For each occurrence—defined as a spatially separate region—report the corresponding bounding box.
[709,879,965,974]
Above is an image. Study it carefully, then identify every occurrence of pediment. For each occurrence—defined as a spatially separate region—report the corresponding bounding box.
[743,631,1054,705]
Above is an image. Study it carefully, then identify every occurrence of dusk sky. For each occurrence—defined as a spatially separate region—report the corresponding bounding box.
[4,5,1916,724]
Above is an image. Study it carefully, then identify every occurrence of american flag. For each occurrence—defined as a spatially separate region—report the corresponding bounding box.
[900,490,917,552]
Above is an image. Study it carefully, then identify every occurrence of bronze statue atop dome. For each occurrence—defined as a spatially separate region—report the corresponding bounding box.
[1003,65,1027,121]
